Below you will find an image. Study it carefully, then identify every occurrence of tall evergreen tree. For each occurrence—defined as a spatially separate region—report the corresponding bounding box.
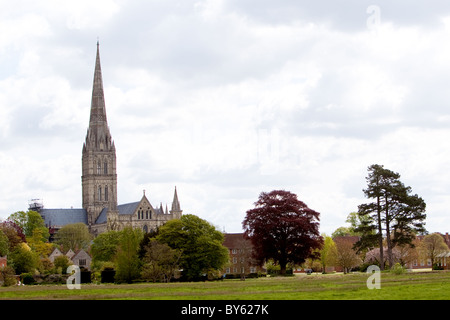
[355,164,426,269]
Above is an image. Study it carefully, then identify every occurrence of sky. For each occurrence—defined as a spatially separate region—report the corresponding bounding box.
[1,0,450,235]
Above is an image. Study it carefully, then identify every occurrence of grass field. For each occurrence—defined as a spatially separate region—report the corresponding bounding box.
[0,270,449,300]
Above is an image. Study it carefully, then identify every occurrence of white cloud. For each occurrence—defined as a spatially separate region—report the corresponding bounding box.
[0,1,449,236]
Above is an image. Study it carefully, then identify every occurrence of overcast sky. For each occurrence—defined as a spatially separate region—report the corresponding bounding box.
[1,1,450,235]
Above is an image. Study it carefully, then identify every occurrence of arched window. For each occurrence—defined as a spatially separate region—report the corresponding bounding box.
[104,162,108,175]
[97,163,101,174]
[145,210,148,219]
[98,186,102,201]
[143,225,148,233]
[105,186,108,201]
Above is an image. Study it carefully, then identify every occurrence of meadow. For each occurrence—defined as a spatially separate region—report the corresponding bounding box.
[0,270,449,300]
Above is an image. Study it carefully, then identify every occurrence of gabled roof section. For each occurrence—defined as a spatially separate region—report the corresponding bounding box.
[40,208,88,227]
[117,201,141,215]
[95,207,109,224]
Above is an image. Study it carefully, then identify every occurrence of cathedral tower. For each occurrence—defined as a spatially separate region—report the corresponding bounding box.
[82,42,118,226]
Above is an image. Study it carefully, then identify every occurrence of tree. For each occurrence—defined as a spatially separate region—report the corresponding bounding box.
[27,228,53,258]
[0,229,9,257]
[7,211,28,231]
[242,190,323,275]
[54,223,92,251]
[8,210,49,241]
[9,243,39,274]
[355,164,426,269]
[25,211,49,241]
[157,214,229,281]
[53,255,71,274]
[320,235,337,273]
[332,237,361,273]
[141,239,181,282]
[0,220,26,252]
[114,226,143,283]
[418,233,449,267]
[91,230,121,264]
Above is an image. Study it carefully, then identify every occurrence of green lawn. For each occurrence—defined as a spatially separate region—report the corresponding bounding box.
[1,271,449,300]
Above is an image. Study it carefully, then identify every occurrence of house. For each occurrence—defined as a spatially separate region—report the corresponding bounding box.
[48,248,92,271]
[222,233,264,277]
[48,248,63,263]
[71,249,92,271]
[408,232,450,269]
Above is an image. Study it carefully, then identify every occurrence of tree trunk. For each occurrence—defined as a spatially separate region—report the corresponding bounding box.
[279,256,287,275]
[376,193,384,270]
[385,196,394,269]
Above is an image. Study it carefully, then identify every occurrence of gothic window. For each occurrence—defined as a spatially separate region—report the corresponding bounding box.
[104,162,108,175]
[98,186,102,201]
[138,211,141,219]
[143,225,148,233]
[105,186,108,201]
[97,163,101,174]
[145,210,148,219]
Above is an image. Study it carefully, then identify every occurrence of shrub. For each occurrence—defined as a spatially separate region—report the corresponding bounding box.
[101,267,116,283]
[432,263,444,271]
[0,266,17,287]
[391,263,406,274]
[21,273,36,285]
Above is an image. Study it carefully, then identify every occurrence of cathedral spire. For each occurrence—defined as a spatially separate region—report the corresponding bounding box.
[90,41,108,127]
[170,186,182,216]
[82,41,118,228]
[85,41,113,152]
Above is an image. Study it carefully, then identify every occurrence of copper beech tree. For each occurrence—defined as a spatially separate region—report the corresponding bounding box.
[243,190,323,275]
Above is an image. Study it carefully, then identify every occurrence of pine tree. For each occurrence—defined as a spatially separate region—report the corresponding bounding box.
[355,164,426,269]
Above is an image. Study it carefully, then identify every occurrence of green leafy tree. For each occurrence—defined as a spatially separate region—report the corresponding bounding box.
[53,255,71,274]
[8,210,49,241]
[27,228,53,258]
[355,164,426,269]
[7,211,28,231]
[157,214,229,281]
[91,230,121,264]
[9,243,39,274]
[114,226,144,283]
[141,239,181,282]
[25,211,49,241]
[320,235,337,273]
[55,223,92,251]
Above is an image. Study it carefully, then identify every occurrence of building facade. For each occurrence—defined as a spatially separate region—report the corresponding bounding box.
[36,42,182,237]
[222,233,264,277]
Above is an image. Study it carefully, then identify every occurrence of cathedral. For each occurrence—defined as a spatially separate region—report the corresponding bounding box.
[34,42,182,237]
